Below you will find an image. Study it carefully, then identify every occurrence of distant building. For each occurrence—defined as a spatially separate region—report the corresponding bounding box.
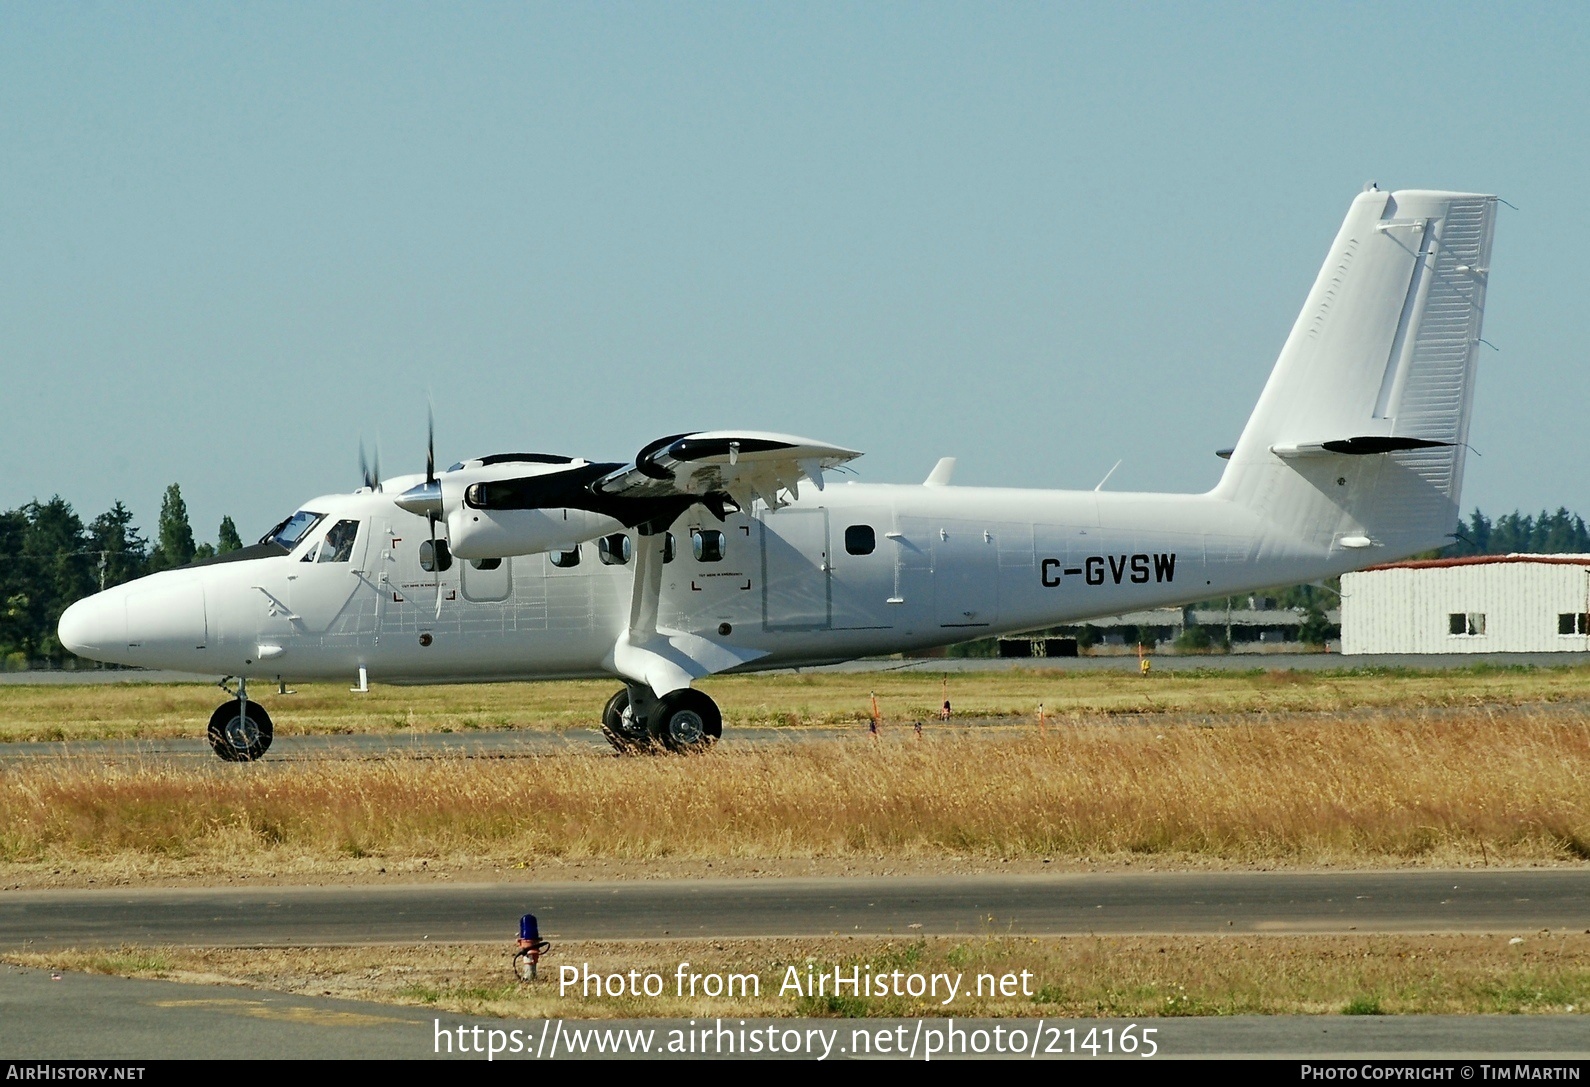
[1341,555,1590,654]
[993,602,1340,656]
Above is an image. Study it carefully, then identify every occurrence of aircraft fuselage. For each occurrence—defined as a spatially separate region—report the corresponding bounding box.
[61,479,1359,685]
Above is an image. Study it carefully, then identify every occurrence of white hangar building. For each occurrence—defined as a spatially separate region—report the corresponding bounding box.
[1341,555,1590,654]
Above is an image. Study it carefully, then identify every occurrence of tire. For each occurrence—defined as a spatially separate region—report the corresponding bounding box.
[600,688,651,752]
[647,689,722,754]
[206,700,273,762]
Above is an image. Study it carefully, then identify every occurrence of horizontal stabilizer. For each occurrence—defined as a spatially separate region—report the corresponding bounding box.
[1270,436,1454,458]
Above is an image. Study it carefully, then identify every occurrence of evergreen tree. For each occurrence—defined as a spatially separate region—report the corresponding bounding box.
[1447,507,1590,557]
[87,501,150,591]
[1298,603,1332,645]
[217,516,243,554]
[152,484,197,570]
[0,508,28,661]
[15,498,92,660]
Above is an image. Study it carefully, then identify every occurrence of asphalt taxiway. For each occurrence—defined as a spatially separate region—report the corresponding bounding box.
[3,965,1586,1060]
[3,870,1587,948]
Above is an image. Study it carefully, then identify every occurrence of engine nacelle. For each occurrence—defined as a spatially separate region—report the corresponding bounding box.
[447,505,626,560]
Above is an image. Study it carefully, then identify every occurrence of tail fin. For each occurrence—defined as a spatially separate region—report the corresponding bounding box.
[1216,188,1498,558]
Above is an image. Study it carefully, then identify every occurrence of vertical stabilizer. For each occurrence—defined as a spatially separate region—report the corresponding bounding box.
[1216,188,1497,559]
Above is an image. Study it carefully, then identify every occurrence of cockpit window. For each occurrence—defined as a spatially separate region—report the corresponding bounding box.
[317,520,360,563]
[261,510,325,551]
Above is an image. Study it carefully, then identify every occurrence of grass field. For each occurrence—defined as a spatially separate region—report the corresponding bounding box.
[2,708,1586,879]
[6,667,1588,1020]
[4,662,1590,742]
[11,933,1587,1019]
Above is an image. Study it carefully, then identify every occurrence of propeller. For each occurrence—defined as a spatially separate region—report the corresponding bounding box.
[358,440,382,491]
[392,407,448,618]
[425,406,443,618]
[426,406,436,489]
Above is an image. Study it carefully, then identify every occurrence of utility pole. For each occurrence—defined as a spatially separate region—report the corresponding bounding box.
[70,549,140,593]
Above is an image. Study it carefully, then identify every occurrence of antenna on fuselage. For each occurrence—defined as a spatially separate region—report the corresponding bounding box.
[1094,459,1123,492]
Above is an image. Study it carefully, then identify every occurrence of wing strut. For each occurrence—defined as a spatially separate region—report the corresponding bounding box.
[628,530,666,642]
[604,526,770,698]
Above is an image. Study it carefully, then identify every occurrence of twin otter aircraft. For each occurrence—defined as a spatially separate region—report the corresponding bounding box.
[60,188,1499,760]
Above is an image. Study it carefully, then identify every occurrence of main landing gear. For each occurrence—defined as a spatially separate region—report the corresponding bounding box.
[207,678,273,762]
[601,684,722,755]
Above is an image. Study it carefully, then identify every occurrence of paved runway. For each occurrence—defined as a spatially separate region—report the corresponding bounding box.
[3,870,1587,948]
[4,651,1588,686]
[3,965,1585,1060]
[8,699,1589,764]
[0,726,877,762]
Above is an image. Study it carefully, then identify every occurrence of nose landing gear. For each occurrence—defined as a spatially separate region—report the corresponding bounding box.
[207,678,274,761]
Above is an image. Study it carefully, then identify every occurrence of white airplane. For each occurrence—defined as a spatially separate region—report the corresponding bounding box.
[59,187,1499,760]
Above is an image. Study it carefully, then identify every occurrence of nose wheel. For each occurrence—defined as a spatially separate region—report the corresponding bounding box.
[207,700,273,761]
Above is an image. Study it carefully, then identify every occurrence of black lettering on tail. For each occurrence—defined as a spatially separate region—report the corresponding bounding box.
[1154,553,1176,582]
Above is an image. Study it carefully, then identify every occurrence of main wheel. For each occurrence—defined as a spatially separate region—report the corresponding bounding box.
[647,689,722,754]
[206,701,273,762]
[600,688,652,752]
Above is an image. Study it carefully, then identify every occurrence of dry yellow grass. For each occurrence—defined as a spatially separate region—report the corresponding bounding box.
[12,933,1589,1018]
[2,710,1586,874]
[4,662,1590,742]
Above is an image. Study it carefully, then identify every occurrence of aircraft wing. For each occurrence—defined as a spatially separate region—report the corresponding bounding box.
[593,431,861,514]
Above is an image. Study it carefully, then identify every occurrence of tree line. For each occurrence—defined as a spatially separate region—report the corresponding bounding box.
[5,496,1590,665]
[2,486,241,664]
[1448,508,1590,556]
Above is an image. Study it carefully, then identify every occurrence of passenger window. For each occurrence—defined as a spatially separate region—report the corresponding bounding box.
[663,532,676,564]
[471,557,502,571]
[318,520,360,563]
[692,529,726,562]
[550,546,581,568]
[845,525,876,555]
[419,539,452,573]
[597,534,632,566]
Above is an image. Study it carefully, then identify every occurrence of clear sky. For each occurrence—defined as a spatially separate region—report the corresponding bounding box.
[3,3,1586,544]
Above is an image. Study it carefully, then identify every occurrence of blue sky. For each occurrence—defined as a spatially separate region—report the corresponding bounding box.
[2,3,1586,543]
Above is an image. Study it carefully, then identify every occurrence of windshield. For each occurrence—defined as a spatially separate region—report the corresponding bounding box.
[260,510,326,551]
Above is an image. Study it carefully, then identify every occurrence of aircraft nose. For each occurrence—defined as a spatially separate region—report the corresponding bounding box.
[123,577,207,652]
[58,593,125,657]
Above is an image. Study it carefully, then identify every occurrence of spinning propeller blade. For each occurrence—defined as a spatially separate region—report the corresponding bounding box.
[426,405,436,486]
[358,441,382,491]
[427,406,442,618]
